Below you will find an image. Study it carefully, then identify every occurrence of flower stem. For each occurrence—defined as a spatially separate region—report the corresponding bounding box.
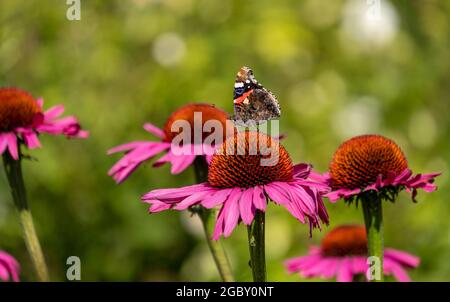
[193,157,234,282]
[247,210,266,282]
[2,151,49,282]
[361,194,384,282]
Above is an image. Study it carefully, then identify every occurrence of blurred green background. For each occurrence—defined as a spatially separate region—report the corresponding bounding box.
[0,0,449,281]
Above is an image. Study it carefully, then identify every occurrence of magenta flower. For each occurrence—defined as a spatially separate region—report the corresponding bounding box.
[142,131,329,240]
[0,87,88,160]
[108,103,231,184]
[285,225,420,282]
[325,135,440,203]
[0,250,20,282]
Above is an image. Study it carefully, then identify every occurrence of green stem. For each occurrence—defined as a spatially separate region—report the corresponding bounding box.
[193,157,234,282]
[247,210,266,282]
[361,194,384,282]
[3,151,49,282]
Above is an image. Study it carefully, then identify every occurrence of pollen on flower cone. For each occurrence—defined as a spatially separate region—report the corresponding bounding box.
[0,87,41,131]
[162,103,230,142]
[329,135,408,190]
[321,225,367,257]
[208,131,293,188]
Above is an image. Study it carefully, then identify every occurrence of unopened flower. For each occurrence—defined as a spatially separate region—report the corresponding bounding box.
[0,250,20,282]
[325,135,440,203]
[142,131,329,239]
[0,87,88,159]
[108,103,231,183]
[285,225,420,282]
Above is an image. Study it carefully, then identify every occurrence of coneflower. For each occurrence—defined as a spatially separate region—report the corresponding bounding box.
[142,131,330,281]
[108,103,235,281]
[325,135,439,281]
[0,87,88,281]
[285,225,420,282]
[108,103,231,183]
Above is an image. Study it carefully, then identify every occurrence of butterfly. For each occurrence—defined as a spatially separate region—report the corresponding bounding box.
[232,66,281,126]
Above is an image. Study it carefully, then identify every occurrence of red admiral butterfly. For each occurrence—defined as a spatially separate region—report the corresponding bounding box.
[232,66,281,125]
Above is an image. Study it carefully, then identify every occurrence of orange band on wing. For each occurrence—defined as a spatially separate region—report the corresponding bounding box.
[233,89,253,104]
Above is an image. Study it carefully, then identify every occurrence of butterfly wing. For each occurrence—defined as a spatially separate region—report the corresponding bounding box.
[233,67,280,125]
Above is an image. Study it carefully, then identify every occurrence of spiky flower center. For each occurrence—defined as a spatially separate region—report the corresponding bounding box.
[208,131,293,188]
[0,87,41,132]
[163,103,230,143]
[329,135,408,190]
[321,225,367,257]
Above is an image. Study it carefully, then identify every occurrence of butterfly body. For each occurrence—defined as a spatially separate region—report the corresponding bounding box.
[232,66,280,126]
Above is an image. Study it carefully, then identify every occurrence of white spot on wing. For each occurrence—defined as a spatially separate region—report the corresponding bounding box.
[234,82,244,88]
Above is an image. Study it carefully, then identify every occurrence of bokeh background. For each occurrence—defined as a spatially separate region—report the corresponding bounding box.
[0,0,449,281]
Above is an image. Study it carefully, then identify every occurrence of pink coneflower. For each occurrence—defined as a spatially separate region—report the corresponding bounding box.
[108,103,231,183]
[0,87,88,160]
[324,134,439,282]
[1,87,87,281]
[0,250,20,282]
[285,225,420,282]
[142,131,330,240]
[326,135,440,203]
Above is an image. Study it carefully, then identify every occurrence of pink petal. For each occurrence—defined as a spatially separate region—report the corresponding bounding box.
[5,133,18,160]
[173,190,214,210]
[239,188,256,225]
[22,131,41,149]
[292,163,311,178]
[0,134,9,155]
[44,104,65,120]
[384,258,411,282]
[201,188,232,209]
[107,141,161,155]
[223,188,242,237]
[336,258,353,282]
[143,122,166,139]
[142,183,210,200]
[148,200,172,213]
[252,186,267,211]
[170,153,196,174]
[384,248,420,268]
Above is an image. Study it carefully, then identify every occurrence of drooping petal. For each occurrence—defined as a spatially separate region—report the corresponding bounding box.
[252,185,267,211]
[384,249,420,268]
[239,188,256,225]
[21,131,41,149]
[212,205,226,241]
[336,258,353,282]
[223,189,242,237]
[384,258,411,282]
[0,134,9,155]
[170,153,196,174]
[5,133,18,160]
